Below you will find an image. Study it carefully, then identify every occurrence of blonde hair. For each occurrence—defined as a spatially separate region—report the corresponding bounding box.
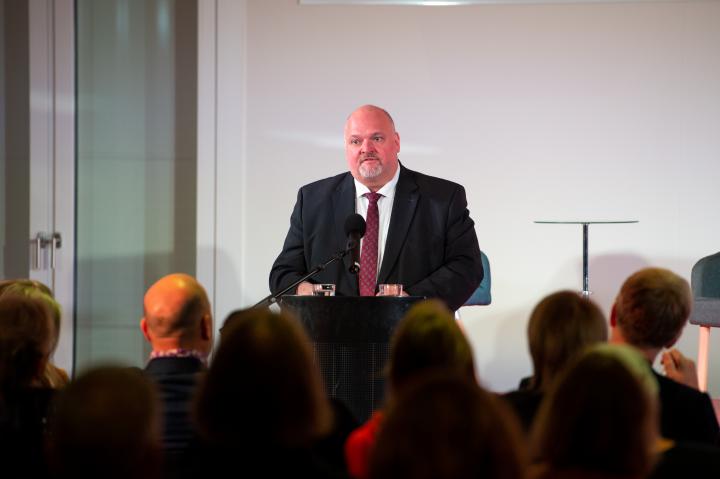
[0,293,54,390]
[0,280,67,388]
[388,299,475,392]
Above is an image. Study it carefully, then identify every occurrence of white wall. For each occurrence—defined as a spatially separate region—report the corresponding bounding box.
[209,0,720,395]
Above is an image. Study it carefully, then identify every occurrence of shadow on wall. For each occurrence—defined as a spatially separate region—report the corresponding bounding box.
[478,304,535,393]
[459,252,720,394]
[587,254,706,312]
[585,253,651,313]
[479,253,650,393]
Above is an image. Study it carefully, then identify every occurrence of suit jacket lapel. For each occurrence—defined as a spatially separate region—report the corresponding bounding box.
[332,173,357,285]
[378,165,418,284]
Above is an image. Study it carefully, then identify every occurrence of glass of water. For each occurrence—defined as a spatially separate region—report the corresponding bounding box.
[378,284,403,297]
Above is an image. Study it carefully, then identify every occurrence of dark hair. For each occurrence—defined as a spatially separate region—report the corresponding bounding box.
[48,366,161,479]
[530,345,658,477]
[527,291,607,390]
[388,299,475,392]
[615,268,691,349]
[195,308,331,447]
[0,293,53,391]
[370,372,526,479]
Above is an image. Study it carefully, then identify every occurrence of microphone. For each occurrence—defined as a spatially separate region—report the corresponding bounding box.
[344,213,366,274]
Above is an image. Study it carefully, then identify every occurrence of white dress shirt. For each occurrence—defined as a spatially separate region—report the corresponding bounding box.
[353,165,401,280]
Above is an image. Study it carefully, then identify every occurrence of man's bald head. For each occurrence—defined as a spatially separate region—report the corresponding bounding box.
[142,273,212,352]
[345,104,395,128]
[344,104,400,192]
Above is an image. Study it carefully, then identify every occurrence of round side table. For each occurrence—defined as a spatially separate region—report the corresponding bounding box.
[534,220,639,297]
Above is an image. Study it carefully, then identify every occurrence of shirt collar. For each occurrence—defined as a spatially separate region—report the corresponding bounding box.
[353,162,401,199]
[149,348,208,366]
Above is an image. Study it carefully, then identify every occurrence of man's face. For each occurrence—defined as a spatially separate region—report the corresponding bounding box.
[344,107,400,191]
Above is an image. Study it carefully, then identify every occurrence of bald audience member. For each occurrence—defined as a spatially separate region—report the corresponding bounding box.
[140,273,213,466]
[610,267,719,445]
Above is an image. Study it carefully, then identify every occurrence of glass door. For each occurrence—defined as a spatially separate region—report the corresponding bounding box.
[2,0,198,375]
[1,0,75,373]
[74,0,198,371]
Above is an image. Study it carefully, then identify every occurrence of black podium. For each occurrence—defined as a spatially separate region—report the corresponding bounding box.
[280,296,424,422]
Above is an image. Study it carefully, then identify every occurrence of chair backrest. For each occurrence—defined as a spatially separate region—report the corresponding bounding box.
[463,251,491,306]
[690,252,720,327]
[691,251,720,298]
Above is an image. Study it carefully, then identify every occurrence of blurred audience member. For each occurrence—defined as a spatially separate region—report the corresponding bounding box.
[0,293,56,478]
[530,344,660,479]
[651,437,720,479]
[141,272,213,469]
[345,299,475,479]
[48,366,162,479]
[189,308,340,477]
[504,291,607,432]
[369,372,526,479]
[0,279,69,387]
[610,267,719,444]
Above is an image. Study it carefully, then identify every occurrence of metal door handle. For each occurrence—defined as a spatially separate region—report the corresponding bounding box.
[30,232,62,270]
[32,233,43,270]
[50,232,62,269]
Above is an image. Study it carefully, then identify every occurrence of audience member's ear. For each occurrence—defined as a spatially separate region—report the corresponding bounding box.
[609,303,618,328]
[664,328,683,349]
[36,354,50,382]
[201,314,212,342]
[140,317,152,342]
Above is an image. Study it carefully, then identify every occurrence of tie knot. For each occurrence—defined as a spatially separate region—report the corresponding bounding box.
[364,192,382,204]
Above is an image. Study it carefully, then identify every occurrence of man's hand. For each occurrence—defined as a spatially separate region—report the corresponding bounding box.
[661,348,699,390]
[296,282,314,296]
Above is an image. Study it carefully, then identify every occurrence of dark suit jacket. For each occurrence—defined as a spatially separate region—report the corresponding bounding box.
[650,441,720,479]
[502,388,544,433]
[269,165,483,311]
[181,441,347,479]
[144,357,205,453]
[655,371,719,445]
[0,387,55,478]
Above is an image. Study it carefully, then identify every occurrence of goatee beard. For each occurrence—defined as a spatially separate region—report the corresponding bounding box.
[359,161,383,179]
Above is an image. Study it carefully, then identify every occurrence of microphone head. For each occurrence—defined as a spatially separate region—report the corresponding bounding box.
[344,213,366,238]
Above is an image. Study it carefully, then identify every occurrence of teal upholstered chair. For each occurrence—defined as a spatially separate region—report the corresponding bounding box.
[690,251,720,392]
[455,251,491,320]
[465,250,492,306]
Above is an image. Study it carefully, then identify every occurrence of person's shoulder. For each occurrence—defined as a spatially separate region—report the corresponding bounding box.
[654,371,719,444]
[300,172,352,194]
[654,370,713,403]
[144,356,206,377]
[502,388,543,404]
[655,370,700,394]
[401,165,465,194]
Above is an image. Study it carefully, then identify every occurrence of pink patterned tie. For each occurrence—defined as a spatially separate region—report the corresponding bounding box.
[359,192,382,296]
